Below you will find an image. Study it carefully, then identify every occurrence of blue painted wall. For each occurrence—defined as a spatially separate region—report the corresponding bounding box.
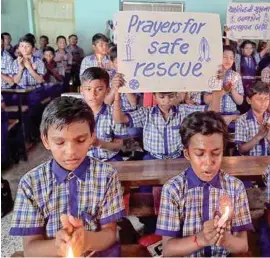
[1,0,31,44]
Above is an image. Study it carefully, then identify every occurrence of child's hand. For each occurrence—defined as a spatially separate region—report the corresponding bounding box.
[112,73,125,92]
[216,66,226,81]
[215,220,227,246]
[24,58,32,69]
[18,56,25,70]
[197,215,220,247]
[256,123,268,140]
[55,227,72,257]
[68,216,85,257]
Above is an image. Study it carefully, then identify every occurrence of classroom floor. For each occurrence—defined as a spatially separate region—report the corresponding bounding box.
[1,143,51,257]
[1,143,266,257]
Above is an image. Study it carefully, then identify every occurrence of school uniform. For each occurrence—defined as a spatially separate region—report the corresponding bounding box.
[44,60,64,99]
[156,167,253,257]
[80,55,111,76]
[33,48,43,59]
[10,157,125,257]
[55,50,73,77]
[261,65,270,83]
[87,104,128,162]
[66,44,84,67]
[126,105,206,159]
[11,56,46,105]
[205,69,244,115]
[1,49,14,89]
[187,92,203,105]
[235,53,260,95]
[235,109,270,156]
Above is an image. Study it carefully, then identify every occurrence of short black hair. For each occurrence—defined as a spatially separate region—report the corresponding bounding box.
[24,33,36,42]
[180,111,230,149]
[109,42,116,49]
[110,46,117,62]
[240,40,254,49]
[80,67,110,87]
[56,35,67,43]
[247,81,270,99]
[40,35,49,42]
[1,34,4,41]
[69,34,78,39]
[43,46,55,55]
[92,33,109,45]
[19,36,35,48]
[40,97,95,138]
[1,32,11,38]
[223,45,235,56]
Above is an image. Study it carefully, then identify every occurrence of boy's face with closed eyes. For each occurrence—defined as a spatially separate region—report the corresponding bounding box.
[183,133,224,182]
[41,121,94,171]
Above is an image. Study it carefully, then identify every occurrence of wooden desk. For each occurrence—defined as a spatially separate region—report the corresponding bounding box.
[110,156,269,187]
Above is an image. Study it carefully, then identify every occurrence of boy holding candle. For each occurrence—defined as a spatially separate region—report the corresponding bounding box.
[80,33,111,76]
[155,111,253,256]
[9,97,125,257]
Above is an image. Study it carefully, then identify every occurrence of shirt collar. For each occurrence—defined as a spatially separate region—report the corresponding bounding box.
[246,109,268,121]
[151,105,178,115]
[186,167,221,190]
[52,157,90,185]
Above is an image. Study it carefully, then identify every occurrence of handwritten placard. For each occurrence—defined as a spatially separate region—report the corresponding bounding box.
[227,3,270,40]
[114,11,223,93]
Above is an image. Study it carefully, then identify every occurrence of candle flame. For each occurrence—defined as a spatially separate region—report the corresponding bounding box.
[67,246,74,258]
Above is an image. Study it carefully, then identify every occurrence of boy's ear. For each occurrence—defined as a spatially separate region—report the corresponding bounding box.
[41,134,51,150]
[183,148,191,161]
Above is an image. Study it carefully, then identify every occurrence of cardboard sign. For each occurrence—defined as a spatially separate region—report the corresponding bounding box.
[114,11,223,93]
[227,3,270,40]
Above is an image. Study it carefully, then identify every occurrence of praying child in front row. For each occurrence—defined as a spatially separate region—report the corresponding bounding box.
[10,97,125,257]
[156,111,253,257]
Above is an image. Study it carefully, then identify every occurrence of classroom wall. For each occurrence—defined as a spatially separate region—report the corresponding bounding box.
[1,0,31,44]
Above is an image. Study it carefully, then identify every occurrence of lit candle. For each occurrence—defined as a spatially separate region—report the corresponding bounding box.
[67,246,74,258]
[217,206,230,228]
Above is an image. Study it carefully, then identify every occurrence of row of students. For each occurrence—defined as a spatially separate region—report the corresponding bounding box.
[10,96,270,256]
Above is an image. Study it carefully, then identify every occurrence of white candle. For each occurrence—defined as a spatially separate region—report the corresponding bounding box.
[217,206,230,228]
[67,246,74,258]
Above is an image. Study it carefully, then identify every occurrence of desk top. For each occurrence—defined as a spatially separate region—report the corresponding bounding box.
[110,156,269,186]
[1,86,36,94]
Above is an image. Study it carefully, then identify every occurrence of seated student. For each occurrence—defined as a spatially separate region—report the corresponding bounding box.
[80,67,128,161]
[55,35,73,78]
[1,32,14,57]
[66,34,84,69]
[10,97,125,257]
[1,34,14,89]
[43,46,64,83]
[38,35,49,58]
[24,33,43,59]
[263,165,270,205]
[204,46,244,115]
[235,81,270,156]
[156,111,253,257]
[66,34,85,87]
[43,46,64,99]
[80,33,112,76]
[235,40,269,96]
[12,36,45,89]
[112,74,222,160]
[105,46,138,112]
